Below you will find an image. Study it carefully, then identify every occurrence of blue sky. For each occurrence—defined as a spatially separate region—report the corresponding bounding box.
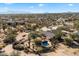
[0,3,79,14]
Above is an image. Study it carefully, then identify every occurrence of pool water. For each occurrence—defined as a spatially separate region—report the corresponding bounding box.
[41,41,49,46]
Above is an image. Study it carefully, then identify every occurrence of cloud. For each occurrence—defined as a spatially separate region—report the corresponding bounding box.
[68,4,73,6]
[3,3,13,5]
[38,4,44,7]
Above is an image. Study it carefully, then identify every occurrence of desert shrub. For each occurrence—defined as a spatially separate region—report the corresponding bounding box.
[64,37,73,46]
[54,29,64,42]
[12,42,24,51]
[74,20,79,30]
[31,34,40,39]
[49,37,59,46]
[2,24,7,31]
[25,23,37,31]
[3,27,17,44]
[35,46,45,53]
[29,32,41,39]
[7,27,17,35]
[70,33,79,42]
[3,34,16,44]
[24,47,29,53]
[34,39,41,46]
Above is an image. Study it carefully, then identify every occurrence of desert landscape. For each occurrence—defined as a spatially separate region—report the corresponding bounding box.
[0,13,79,56]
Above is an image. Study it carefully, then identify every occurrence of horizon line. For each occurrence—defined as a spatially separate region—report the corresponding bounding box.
[0,12,79,14]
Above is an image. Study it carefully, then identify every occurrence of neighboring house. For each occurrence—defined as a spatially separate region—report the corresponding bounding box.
[42,31,55,39]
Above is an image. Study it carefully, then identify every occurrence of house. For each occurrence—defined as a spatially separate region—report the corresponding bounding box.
[42,31,55,39]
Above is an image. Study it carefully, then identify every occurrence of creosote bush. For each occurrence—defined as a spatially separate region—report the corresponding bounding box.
[3,33,16,44]
[12,41,25,51]
[54,29,64,42]
[64,37,73,46]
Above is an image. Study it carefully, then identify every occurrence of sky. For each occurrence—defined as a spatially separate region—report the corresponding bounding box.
[0,3,79,14]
